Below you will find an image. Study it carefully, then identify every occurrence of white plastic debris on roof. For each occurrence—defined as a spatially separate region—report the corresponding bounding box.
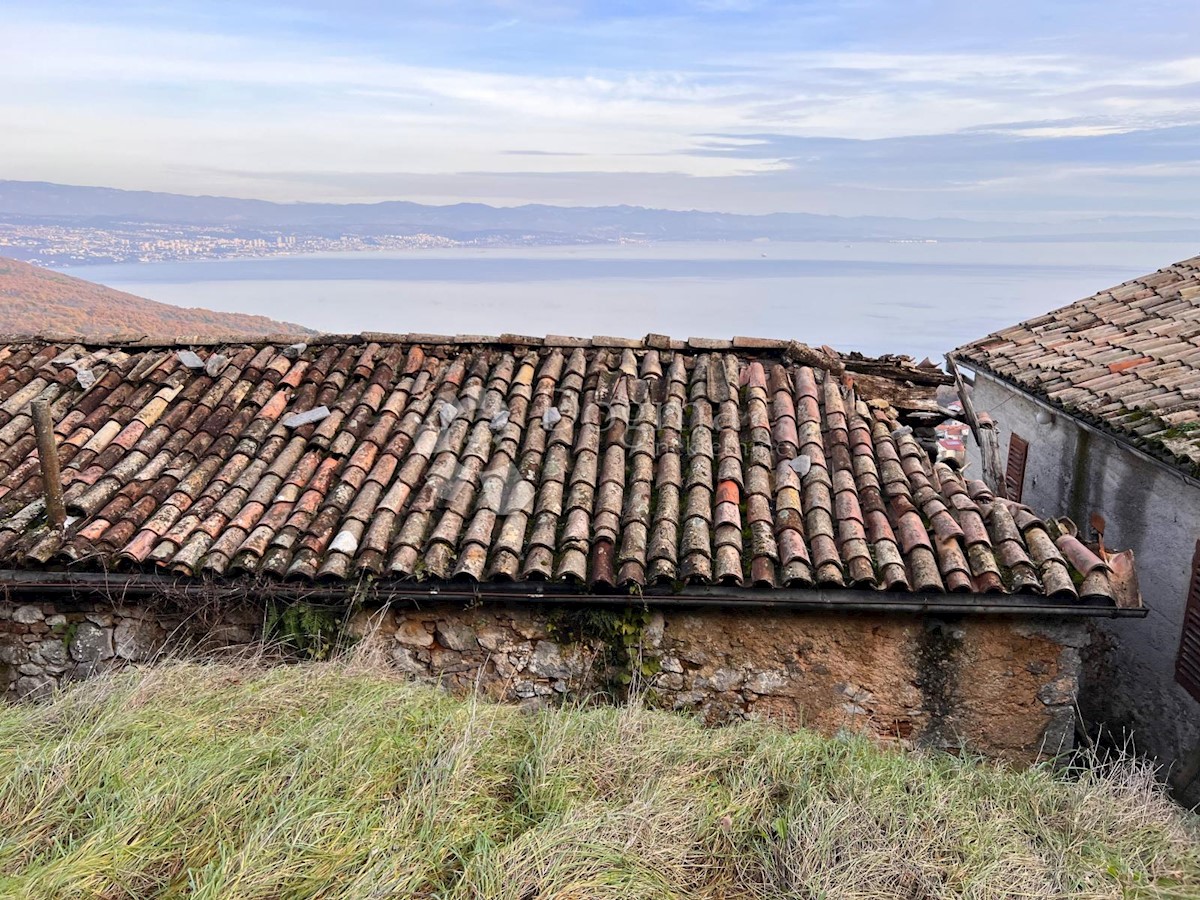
[76,369,96,390]
[283,343,307,359]
[501,479,537,515]
[204,354,229,377]
[177,350,205,369]
[542,406,562,430]
[282,406,330,428]
[788,454,812,477]
[489,409,510,433]
[328,529,359,555]
[439,401,459,428]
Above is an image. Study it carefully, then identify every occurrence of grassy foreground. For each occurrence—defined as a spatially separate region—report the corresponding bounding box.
[0,662,1197,899]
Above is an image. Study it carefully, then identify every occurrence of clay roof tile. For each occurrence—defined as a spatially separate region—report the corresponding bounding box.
[0,334,1133,606]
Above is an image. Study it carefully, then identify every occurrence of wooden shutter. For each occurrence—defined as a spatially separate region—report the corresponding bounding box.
[1005,433,1029,502]
[1176,540,1200,703]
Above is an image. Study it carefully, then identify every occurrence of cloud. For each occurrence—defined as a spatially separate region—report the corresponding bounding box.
[0,3,1198,217]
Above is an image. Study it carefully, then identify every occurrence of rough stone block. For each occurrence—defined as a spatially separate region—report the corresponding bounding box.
[70,623,115,663]
[657,672,685,691]
[678,646,710,666]
[660,655,683,674]
[395,620,434,648]
[12,605,44,625]
[476,624,511,652]
[390,646,429,676]
[436,620,477,652]
[0,640,29,666]
[527,641,571,680]
[701,668,743,693]
[1040,705,1075,754]
[643,612,665,648]
[430,648,466,671]
[115,619,164,661]
[16,674,53,699]
[34,639,68,668]
[672,690,706,709]
[509,609,548,640]
[1037,675,1076,707]
[745,670,788,695]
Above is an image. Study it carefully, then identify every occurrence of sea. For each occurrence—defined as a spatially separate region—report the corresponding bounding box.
[67,241,1200,362]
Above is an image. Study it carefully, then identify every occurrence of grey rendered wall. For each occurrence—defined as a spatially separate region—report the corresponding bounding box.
[964,369,1200,792]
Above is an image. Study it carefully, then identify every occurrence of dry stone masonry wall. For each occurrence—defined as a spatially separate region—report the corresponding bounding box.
[1,598,1086,763]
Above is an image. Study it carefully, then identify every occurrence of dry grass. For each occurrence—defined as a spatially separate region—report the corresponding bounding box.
[0,660,1197,899]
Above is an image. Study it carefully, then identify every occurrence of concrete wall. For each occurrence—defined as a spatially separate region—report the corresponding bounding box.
[965,370,1200,792]
[1,595,1087,764]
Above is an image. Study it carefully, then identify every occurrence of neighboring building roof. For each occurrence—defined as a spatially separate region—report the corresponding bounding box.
[952,254,1200,476]
[0,334,1134,608]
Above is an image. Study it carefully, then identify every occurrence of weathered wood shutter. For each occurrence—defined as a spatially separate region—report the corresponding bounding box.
[1005,433,1029,502]
[1176,540,1200,703]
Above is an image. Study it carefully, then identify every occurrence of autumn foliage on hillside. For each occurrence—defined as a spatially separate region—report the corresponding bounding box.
[0,257,314,339]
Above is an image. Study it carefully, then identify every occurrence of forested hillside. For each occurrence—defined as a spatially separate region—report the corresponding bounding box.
[0,257,312,338]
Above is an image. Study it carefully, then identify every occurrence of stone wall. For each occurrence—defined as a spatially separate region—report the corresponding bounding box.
[964,370,1200,797]
[0,597,1087,764]
[0,599,262,699]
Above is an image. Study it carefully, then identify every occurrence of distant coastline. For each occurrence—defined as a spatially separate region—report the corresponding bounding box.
[4,179,1199,268]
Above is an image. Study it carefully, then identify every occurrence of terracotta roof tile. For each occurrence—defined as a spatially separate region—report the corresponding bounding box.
[954,255,1200,475]
[0,335,1131,605]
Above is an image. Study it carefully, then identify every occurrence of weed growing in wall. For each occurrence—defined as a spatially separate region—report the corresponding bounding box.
[266,602,344,660]
[546,605,659,698]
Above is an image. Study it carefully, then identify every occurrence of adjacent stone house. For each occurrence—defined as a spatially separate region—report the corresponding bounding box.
[0,333,1142,763]
[952,253,1200,797]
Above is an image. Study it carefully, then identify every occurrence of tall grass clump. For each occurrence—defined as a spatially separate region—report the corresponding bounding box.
[0,660,1197,899]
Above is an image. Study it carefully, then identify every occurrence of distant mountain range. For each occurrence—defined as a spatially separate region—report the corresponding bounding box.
[4,179,1200,246]
[0,257,314,339]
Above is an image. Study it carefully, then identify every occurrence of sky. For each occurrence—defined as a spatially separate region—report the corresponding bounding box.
[3,0,1200,219]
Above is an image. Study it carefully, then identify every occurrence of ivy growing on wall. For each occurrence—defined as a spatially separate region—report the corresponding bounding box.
[547,605,659,699]
[265,602,344,660]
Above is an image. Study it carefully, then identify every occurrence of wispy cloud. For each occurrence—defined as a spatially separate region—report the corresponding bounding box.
[1,2,1198,217]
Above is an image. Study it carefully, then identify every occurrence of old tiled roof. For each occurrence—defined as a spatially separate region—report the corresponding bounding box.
[953,254,1200,476]
[0,334,1130,605]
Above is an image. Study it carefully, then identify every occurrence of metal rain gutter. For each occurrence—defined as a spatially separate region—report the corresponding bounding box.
[0,570,1147,618]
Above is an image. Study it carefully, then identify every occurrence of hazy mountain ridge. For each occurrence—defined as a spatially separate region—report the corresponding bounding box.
[5,180,1199,245]
[0,257,314,339]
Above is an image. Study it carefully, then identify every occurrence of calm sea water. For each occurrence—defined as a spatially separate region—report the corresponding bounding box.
[69,241,1199,362]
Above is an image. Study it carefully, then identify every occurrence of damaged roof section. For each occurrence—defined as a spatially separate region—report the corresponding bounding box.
[0,334,1136,608]
[952,254,1200,476]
